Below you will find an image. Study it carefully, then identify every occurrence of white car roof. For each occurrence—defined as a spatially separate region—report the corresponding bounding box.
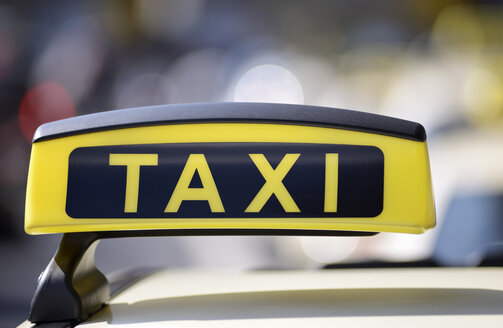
[77,267,503,327]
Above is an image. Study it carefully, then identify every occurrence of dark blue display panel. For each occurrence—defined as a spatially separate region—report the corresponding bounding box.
[66,143,384,218]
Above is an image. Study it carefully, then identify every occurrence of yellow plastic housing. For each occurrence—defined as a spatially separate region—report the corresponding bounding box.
[25,123,435,234]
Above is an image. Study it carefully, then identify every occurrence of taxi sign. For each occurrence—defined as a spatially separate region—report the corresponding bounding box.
[25,102,435,234]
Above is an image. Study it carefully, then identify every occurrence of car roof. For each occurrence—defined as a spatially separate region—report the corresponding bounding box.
[77,267,503,327]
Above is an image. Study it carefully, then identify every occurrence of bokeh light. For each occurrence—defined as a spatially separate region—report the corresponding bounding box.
[300,237,360,265]
[233,64,304,104]
[18,82,76,141]
[432,5,485,57]
[464,68,503,122]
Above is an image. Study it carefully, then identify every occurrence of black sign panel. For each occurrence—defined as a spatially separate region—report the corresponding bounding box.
[66,143,384,218]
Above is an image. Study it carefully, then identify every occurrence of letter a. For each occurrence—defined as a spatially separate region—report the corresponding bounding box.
[165,154,224,213]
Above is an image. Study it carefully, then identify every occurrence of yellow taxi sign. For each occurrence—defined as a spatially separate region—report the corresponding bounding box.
[25,103,435,235]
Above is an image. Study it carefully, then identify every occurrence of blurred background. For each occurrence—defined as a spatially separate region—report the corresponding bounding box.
[2,0,503,325]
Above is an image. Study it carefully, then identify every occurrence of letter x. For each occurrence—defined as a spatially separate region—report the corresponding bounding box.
[245,153,300,213]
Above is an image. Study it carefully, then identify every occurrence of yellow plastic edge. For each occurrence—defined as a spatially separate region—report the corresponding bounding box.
[25,123,436,235]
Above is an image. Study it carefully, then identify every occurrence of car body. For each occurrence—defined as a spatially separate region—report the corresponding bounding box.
[19,268,503,327]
